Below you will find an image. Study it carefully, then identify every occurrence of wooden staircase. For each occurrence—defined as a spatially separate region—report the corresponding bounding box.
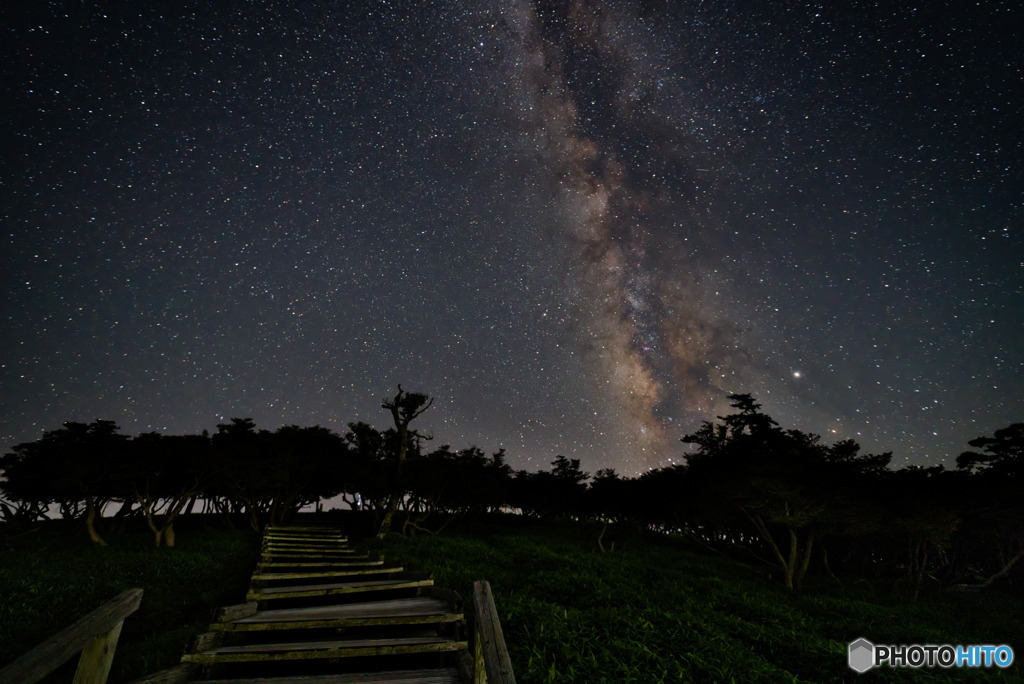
[136,524,513,683]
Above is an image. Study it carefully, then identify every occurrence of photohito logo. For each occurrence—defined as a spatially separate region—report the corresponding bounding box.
[848,638,1014,672]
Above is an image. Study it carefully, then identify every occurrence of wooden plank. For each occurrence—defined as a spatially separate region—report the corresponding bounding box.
[72,619,124,684]
[130,662,197,683]
[235,597,451,621]
[203,636,456,655]
[260,557,366,563]
[423,586,464,613]
[257,562,388,570]
[262,548,354,552]
[248,578,433,601]
[213,612,462,632]
[264,542,352,548]
[262,551,365,558]
[251,567,402,581]
[0,588,143,684]
[265,534,344,540]
[265,533,347,539]
[255,574,427,594]
[259,558,380,568]
[473,581,515,684]
[212,597,462,631]
[185,631,226,655]
[182,636,467,664]
[194,667,461,683]
[263,547,349,552]
[212,601,258,623]
[262,550,354,557]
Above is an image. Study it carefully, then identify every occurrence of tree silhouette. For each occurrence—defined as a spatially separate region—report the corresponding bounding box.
[683,394,887,591]
[1,420,126,544]
[126,432,210,547]
[511,456,589,519]
[954,423,1024,590]
[377,386,433,537]
[957,423,1024,475]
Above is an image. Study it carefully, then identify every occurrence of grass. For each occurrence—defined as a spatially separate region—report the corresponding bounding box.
[2,516,1021,682]
[371,517,1024,683]
[0,524,259,682]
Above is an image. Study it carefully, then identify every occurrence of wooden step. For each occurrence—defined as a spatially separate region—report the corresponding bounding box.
[264,540,352,548]
[248,577,433,601]
[262,551,365,559]
[182,635,467,664]
[194,666,462,683]
[260,548,360,552]
[258,559,383,569]
[251,566,403,582]
[214,597,463,632]
[264,532,347,539]
[261,556,363,563]
[264,541,351,547]
[263,548,354,555]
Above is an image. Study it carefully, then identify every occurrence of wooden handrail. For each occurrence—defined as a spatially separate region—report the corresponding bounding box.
[472,580,515,684]
[0,587,143,684]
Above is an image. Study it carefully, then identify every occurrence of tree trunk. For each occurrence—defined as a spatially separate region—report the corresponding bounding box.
[795,529,815,591]
[913,546,928,601]
[821,543,841,584]
[743,508,793,589]
[950,550,1024,592]
[164,522,176,548]
[85,497,108,546]
[248,506,261,532]
[378,494,400,538]
[597,521,609,553]
[142,502,162,547]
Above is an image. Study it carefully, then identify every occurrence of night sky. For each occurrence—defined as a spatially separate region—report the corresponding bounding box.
[3,0,1021,475]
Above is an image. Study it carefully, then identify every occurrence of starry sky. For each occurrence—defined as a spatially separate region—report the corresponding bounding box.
[2,0,1021,475]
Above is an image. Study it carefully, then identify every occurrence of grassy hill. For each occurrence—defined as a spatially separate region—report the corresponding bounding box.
[1,516,1020,682]
[0,524,259,682]
[375,517,1023,683]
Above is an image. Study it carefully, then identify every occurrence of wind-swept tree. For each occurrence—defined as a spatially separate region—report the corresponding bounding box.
[208,419,347,530]
[377,386,433,537]
[511,455,589,519]
[683,394,888,591]
[587,468,638,552]
[954,423,1024,590]
[341,422,391,515]
[0,420,127,545]
[126,432,211,547]
[402,446,514,535]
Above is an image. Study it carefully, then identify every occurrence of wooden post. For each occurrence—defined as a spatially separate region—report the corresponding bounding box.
[0,588,143,684]
[72,619,124,684]
[472,581,515,684]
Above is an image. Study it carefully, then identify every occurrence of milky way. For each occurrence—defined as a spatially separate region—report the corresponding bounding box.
[495,0,748,467]
[2,0,1021,474]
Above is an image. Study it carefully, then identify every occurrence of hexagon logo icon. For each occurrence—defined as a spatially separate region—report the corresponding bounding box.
[848,638,875,673]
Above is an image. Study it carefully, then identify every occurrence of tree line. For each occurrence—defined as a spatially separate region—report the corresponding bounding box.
[1,389,1021,596]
